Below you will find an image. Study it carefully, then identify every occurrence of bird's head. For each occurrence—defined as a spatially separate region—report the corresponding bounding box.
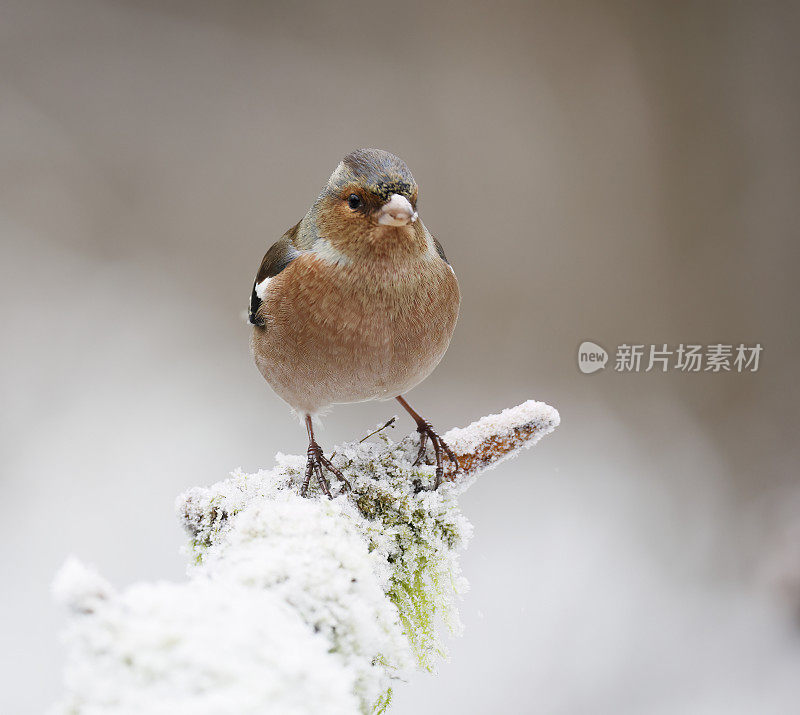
[314,149,420,246]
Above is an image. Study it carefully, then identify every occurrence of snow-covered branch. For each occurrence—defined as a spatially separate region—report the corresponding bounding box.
[52,400,559,714]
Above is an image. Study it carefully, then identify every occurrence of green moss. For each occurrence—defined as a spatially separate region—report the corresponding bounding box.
[372,687,393,714]
[388,560,441,670]
[352,463,466,675]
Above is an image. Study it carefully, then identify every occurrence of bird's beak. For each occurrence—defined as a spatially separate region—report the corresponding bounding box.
[377,193,418,226]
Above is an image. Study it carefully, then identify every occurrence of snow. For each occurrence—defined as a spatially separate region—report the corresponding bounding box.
[52,557,112,614]
[52,400,559,714]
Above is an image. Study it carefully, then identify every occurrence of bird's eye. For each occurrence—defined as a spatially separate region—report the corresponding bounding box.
[347,194,362,210]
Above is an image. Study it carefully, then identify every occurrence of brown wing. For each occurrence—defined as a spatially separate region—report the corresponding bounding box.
[432,234,449,264]
[248,224,301,326]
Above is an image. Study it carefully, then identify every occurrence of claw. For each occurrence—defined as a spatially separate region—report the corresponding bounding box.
[413,419,460,490]
[301,415,351,498]
[301,442,350,498]
[413,429,429,466]
[395,396,460,491]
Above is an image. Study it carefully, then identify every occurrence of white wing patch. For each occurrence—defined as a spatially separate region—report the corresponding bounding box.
[255,276,273,300]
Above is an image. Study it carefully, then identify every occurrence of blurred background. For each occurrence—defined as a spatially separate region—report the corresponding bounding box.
[2,0,799,712]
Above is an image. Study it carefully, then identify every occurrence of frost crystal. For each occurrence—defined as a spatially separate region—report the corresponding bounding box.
[52,400,559,714]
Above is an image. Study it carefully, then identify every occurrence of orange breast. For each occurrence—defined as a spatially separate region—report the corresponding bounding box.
[251,253,459,414]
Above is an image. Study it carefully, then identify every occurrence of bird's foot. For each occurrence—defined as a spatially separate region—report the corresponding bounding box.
[301,442,351,498]
[413,420,459,490]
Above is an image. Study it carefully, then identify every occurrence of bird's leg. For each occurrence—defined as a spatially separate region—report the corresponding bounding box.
[395,396,459,490]
[301,414,351,498]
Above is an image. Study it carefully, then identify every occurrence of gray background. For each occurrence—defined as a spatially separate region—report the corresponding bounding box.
[2,1,799,712]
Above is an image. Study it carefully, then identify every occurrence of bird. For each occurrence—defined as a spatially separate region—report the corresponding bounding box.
[248,148,460,497]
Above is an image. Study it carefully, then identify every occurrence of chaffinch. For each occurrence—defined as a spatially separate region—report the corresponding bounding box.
[248,148,460,496]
